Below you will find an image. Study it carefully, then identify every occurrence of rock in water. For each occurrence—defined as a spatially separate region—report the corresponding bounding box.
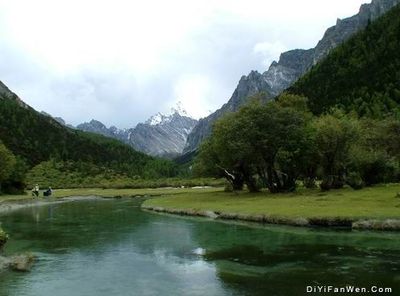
[0,254,35,272]
[9,254,35,272]
[0,228,35,272]
[0,256,10,270]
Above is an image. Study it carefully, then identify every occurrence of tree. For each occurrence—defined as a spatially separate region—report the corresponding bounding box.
[312,111,360,190]
[194,94,311,193]
[0,141,16,193]
[346,117,400,186]
[2,156,29,193]
[194,139,245,191]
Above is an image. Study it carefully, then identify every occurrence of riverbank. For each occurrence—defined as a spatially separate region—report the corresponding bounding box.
[142,184,400,231]
[2,185,400,230]
[0,187,220,215]
[0,196,105,215]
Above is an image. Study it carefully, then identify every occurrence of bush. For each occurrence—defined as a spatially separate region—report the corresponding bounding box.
[0,227,9,251]
[346,172,365,190]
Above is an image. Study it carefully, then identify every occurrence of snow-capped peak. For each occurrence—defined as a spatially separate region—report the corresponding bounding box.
[146,112,167,126]
[146,102,190,126]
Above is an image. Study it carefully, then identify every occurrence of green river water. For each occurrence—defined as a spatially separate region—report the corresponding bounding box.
[0,198,399,295]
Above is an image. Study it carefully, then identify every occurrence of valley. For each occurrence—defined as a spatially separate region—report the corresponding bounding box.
[0,0,400,295]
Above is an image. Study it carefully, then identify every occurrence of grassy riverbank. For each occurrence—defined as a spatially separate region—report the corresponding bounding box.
[0,187,220,203]
[2,184,400,230]
[142,184,400,230]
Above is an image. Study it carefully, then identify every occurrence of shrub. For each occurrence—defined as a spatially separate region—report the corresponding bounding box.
[0,227,9,251]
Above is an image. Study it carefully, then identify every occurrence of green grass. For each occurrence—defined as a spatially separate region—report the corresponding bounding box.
[3,184,400,221]
[143,184,400,220]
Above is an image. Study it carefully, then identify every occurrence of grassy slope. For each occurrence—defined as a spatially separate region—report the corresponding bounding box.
[143,185,400,220]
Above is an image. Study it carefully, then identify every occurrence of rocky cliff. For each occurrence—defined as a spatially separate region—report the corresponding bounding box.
[77,120,127,142]
[183,0,400,153]
[184,71,272,152]
[76,105,198,158]
[128,111,197,157]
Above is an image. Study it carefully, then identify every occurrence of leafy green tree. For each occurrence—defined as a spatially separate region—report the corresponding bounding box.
[195,94,311,193]
[312,111,360,190]
[194,138,245,191]
[346,118,400,186]
[143,159,179,179]
[2,156,28,194]
[276,94,319,188]
[0,141,16,193]
[211,109,257,191]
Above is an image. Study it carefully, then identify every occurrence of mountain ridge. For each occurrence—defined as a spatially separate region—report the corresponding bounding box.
[74,103,198,158]
[288,2,400,116]
[183,0,400,153]
[0,80,170,178]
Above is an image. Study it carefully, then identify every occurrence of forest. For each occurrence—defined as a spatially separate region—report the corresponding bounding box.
[289,4,400,118]
[194,93,400,192]
[194,5,400,192]
[0,92,180,193]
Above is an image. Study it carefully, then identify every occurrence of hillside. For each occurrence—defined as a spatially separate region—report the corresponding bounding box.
[192,3,400,194]
[289,3,400,117]
[183,0,400,153]
[0,81,175,180]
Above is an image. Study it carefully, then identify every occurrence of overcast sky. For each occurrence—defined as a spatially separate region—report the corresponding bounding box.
[0,0,369,128]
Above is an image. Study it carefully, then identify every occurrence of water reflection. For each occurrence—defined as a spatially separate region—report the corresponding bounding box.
[0,199,399,296]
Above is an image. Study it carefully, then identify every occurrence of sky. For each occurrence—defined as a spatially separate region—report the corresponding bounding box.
[0,0,369,128]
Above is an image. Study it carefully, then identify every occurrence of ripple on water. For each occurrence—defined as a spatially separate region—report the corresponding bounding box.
[0,199,399,296]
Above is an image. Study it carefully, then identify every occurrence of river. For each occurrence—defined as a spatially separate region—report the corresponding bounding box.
[0,198,399,295]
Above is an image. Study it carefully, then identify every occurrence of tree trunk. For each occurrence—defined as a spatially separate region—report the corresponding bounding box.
[242,168,259,192]
[266,165,278,193]
[218,166,244,191]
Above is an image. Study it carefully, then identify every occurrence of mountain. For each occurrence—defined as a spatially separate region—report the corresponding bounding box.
[289,2,400,116]
[183,0,400,153]
[184,71,273,152]
[76,103,198,158]
[0,81,173,177]
[76,120,128,142]
[40,111,75,129]
[128,110,198,157]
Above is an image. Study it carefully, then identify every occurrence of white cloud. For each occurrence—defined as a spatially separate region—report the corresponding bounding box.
[173,75,215,119]
[253,41,288,67]
[0,0,370,127]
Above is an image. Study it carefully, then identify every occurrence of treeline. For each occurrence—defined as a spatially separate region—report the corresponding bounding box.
[0,141,27,194]
[289,4,400,118]
[0,138,181,193]
[25,159,223,189]
[193,4,400,193]
[0,90,180,193]
[0,93,152,170]
[194,94,400,192]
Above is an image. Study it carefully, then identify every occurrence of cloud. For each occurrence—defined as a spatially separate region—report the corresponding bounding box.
[0,0,369,128]
[173,75,214,118]
[253,41,288,68]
